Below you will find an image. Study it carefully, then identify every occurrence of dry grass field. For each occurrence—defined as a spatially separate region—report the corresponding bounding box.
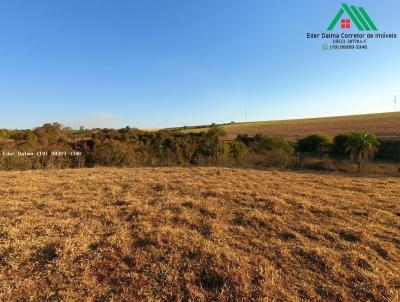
[0,167,399,301]
[180,112,400,140]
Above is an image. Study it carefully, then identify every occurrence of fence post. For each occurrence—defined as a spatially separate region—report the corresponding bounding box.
[297,152,300,169]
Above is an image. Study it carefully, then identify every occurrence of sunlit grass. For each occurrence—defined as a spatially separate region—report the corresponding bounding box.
[0,167,399,301]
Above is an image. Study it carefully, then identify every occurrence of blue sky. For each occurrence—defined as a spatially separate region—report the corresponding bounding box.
[0,0,399,129]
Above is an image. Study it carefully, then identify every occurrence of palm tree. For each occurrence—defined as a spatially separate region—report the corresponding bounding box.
[345,132,379,172]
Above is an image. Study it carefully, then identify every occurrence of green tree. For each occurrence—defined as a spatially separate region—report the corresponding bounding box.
[332,134,351,156]
[229,140,248,163]
[206,126,227,163]
[254,135,294,154]
[297,134,331,152]
[92,140,134,167]
[345,132,379,172]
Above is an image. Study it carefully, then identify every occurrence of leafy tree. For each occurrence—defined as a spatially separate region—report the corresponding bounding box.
[229,140,248,163]
[34,123,67,145]
[9,131,37,142]
[345,132,379,172]
[254,135,294,154]
[206,126,227,163]
[297,134,331,152]
[92,140,134,167]
[332,134,351,155]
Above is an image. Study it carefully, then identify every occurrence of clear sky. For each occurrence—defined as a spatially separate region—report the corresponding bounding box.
[0,0,399,129]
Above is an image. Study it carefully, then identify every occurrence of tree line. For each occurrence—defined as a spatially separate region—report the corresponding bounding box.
[0,122,391,171]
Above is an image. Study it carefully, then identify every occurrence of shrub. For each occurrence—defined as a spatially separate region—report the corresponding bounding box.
[254,135,294,154]
[0,155,33,171]
[332,134,351,155]
[236,134,253,146]
[297,134,331,152]
[244,152,265,166]
[229,140,248,163]
[376,140,400,162]
[264,149,294,168]
[9,131,37,142]
[92,140,134,167]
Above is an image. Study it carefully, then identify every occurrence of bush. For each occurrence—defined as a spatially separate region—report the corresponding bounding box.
[376,140,400,162]
[236,134,253,146]
[0,155,33,171]
[254,135,294,154]
[92,140,134,167]
[332,134,350,155]
[229,140,248,163]
[244,152,265,166]
[297,134,331,152]
[264,149,294,168]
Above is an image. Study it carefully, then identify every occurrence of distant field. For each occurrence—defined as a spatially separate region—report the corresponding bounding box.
[1,167,399,301]
[179,112,400,141]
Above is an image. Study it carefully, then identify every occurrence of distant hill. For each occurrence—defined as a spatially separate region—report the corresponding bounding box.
[176,112,400,141]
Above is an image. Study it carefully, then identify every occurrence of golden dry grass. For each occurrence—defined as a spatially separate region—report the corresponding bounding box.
[181,112,400,140]
[0,167,399,301]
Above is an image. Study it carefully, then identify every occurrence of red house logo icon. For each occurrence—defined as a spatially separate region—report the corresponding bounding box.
[340,19,351,29]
